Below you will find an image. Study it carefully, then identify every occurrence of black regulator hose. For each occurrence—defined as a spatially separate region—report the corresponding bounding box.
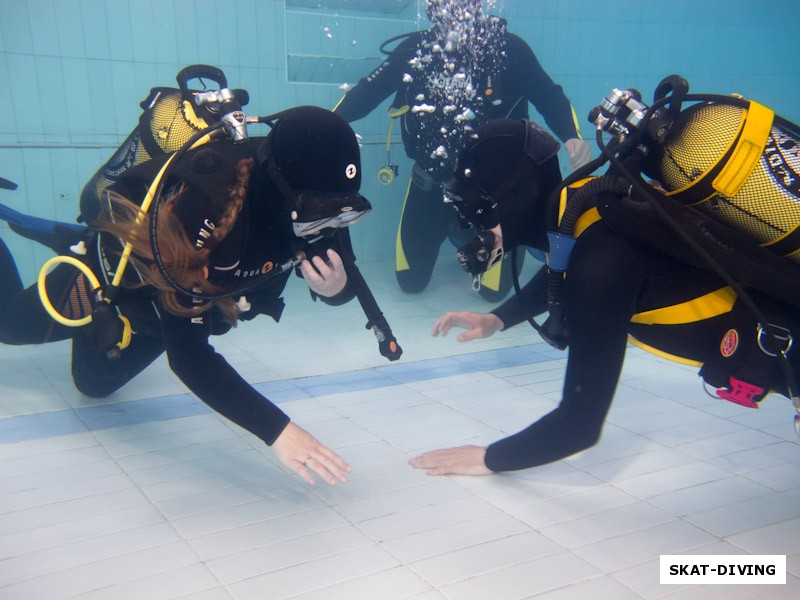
[146,121,225,303]
[544,154,608,231]
[540,175,634,349]
[510,246,554,344]
[379,31,419,55]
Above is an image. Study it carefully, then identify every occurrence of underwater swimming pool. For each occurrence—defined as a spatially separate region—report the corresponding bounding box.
[2,0,799,278]
[2,2,800,598]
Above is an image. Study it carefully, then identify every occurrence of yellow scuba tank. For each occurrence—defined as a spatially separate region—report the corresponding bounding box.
[642,97,800,264]
[558,77,800,435]
[79,65,247,222]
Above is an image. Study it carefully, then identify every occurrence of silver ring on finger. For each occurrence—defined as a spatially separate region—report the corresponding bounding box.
[303,456,313,467]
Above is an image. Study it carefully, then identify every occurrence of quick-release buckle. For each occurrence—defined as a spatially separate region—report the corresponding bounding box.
[756,323,793,357]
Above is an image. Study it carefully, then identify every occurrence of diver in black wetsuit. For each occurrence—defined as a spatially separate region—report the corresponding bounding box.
[409,117,800,475]
[0,106,373,486]
[334,0,590,301]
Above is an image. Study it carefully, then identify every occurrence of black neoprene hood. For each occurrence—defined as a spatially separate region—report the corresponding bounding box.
[258,106,362,196]
[454,119,528,192]
[451,118,562,248]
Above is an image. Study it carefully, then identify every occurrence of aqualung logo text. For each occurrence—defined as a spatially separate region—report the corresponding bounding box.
[763,130,800,197]
[105,133,140,177]
[426,72,473,91]
[660,555,785,585]
[366,60,390,83]
[233,261,274,279]
[194,219,216,250]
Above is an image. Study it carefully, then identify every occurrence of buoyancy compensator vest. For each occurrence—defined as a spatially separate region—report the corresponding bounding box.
[534,74,800,433]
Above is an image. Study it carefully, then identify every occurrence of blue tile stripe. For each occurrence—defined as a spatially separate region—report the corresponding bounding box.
[0,344,558,444]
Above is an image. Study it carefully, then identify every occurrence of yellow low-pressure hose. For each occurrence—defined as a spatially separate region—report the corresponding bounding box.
[111,132,215,288]
[37,253,133,353]
[36,133,216,328]
[36,255,100,327]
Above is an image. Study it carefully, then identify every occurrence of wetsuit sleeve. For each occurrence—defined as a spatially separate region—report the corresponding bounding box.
[333,37,417,122]
[159,307,290,445]
[315,283,356,307]
[303,272,356,306]
[485,227,641,471]
[506,33,580,143]
[491,265,549,329]
[301,230,358,306]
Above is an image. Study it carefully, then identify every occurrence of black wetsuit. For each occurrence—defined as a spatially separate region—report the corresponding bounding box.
[334,20,580,300]
[484,214,800,472]
[0,141,355,446]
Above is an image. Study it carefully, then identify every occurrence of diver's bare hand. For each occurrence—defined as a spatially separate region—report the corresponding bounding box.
[272,422,351,485]
[565,138,592,171]
[300,248,347,297]
[432,311,504,342]
[409,445,492,476]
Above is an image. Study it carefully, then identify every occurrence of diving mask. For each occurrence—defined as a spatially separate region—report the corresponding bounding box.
[444,182,505,289]
[290,191,372,239]
[443,183,499,231]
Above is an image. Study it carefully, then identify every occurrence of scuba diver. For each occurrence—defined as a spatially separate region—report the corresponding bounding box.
[409,77,800,475]
[0,102,397,486]
[333,0,590,302]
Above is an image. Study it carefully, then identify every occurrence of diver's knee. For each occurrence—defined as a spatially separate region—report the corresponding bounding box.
[396,269,430,294]
[71,372,119,398]
[73,381,114,398]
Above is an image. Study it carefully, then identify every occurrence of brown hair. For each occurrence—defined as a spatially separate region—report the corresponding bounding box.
[96,157,255,325]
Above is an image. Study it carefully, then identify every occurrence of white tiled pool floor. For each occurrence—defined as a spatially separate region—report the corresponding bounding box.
[1,257,799,599]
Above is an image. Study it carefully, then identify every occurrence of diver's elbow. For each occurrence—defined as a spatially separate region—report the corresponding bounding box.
[572,425,603,455]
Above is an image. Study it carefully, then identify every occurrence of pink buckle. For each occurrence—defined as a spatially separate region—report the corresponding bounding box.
[716,377,763,409]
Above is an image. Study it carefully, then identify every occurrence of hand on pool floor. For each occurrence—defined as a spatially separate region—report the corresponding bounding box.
[432,311,504,342]
[273,422,352,485]
[409,445,492,476]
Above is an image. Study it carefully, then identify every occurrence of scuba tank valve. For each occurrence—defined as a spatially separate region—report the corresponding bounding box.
[588,86,676,145]
[193,88,249,143]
